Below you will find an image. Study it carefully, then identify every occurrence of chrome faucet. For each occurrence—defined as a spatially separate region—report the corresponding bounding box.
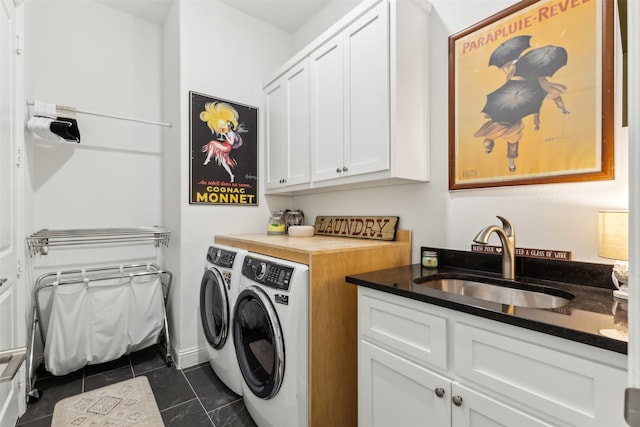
[473,216,516,280]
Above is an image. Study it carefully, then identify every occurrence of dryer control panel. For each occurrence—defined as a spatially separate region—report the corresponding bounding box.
[242,256,294,291]
[207,246,237,268]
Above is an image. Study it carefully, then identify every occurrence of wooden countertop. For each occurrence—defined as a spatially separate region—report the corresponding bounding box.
[215,230,410,257]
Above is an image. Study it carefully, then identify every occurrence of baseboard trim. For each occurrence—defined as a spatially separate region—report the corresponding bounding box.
[170,343,209,370]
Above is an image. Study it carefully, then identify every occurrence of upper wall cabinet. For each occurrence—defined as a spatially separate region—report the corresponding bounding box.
[265,58,311,192]
[264,0,431,195]
[310,3,389,183]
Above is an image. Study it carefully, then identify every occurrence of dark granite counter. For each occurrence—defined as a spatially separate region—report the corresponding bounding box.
[346,247,628,354]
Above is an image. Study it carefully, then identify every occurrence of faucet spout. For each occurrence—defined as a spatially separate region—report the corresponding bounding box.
[473,216,516,280]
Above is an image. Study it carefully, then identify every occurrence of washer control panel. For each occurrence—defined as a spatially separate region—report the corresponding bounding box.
[207,246,236,268]
[242,256,294,291]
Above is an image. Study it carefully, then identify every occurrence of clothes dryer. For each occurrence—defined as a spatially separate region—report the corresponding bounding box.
[199,244,246,396]
[233,253,309,427]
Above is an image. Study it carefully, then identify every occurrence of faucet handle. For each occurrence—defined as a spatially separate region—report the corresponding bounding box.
[496,216,514,237]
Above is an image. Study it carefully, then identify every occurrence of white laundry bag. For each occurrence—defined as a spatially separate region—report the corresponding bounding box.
[44,275,165,375]
[44,281,92,375]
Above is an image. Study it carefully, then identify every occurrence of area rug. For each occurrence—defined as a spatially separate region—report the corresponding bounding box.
[51,376,164,426]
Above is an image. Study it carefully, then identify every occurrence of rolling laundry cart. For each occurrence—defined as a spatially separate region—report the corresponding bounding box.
[25,263,173,403]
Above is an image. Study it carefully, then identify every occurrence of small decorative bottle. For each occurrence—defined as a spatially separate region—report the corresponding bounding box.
[422,250,438,268]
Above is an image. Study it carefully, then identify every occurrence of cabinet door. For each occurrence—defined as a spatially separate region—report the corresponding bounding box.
[455,322,627,427]
[359,340,451,427]
[344,1,389,177]
[451,383,553,427]
[285,59,310,186]
[265,60,310,190]
[310,34,345,182]
[265,78,288,189]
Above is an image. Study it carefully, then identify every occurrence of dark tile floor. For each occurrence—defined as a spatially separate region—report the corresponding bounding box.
[16,345,257,427]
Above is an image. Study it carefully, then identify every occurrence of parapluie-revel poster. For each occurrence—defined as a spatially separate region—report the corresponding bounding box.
[448,0,614,190]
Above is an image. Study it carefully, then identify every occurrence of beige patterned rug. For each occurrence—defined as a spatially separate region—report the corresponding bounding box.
[51,376,164,426]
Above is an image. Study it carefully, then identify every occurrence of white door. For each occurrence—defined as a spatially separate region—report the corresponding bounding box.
[359,340,451,427]
[451,383,553,427]
[265,79,288,188]
[343,1,389,177]
[310,33,344,182]
[285,59,310,187]
[265,59,311,189]
[0,0,23,425]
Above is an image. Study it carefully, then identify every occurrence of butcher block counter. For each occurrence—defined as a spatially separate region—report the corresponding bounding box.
[215,231,412,427]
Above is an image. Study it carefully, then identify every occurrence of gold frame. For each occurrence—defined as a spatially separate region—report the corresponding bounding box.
[448,0,614,190]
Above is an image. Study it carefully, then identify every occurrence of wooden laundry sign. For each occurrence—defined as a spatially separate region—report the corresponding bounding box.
[313,216,399,241]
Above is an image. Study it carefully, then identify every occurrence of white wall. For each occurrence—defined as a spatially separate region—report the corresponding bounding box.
[165,0,295,366]
[292,0,629,264]
[291,0,362,52]
[23,0,167,368]
[24,2,166,273]
[25,0,164,232]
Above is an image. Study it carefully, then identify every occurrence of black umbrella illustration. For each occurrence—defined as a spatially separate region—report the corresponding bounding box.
[481,79,547,124]
[489,35,532,69]
[513,45,568,79]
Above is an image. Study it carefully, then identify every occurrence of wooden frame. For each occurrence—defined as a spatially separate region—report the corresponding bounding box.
[448,0,614,190]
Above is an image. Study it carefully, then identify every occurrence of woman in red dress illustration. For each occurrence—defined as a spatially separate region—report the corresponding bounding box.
[200,102,246,183]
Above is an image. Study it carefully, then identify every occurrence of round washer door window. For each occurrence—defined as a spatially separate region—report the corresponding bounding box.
[199,268,229,349]
[233,286,285,399]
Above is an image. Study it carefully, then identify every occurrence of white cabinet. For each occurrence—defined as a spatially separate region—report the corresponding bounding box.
[263,0,430,194]
[264,58,310,192]
[310,2,389,183]
[358,287,628,427]
[451,382,553,427]
[359,340,451,427]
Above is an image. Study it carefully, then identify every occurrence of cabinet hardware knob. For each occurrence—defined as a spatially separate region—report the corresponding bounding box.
[0,278,7,287]
[342,166,348,172]
[452,395,463,407]
[435,388,445,398]
[336,168,342,173]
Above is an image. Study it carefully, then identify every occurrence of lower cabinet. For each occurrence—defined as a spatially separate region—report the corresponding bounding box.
[359,339,552,427]
[359,340,451,427]
[451,383,553,427]
[358,287,628,427]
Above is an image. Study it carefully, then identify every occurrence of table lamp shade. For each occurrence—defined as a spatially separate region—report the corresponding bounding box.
[598,210,629,260]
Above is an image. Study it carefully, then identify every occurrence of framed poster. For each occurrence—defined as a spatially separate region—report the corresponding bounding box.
[189,91,258,205]
[448,0,614,190]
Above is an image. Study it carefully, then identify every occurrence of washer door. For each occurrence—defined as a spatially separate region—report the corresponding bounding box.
[200,268,229,349]
[233,286,285,399]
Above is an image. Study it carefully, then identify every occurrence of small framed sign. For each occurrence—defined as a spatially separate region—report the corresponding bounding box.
[313,216,399,241]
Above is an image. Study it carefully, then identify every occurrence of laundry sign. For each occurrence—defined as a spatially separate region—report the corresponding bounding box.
[313,216,399,241]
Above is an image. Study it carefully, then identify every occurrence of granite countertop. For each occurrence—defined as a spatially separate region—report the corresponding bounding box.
[346,248,628,355]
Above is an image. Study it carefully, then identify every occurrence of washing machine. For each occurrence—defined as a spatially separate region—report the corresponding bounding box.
[232,253,310,427]
[199,244,247,396]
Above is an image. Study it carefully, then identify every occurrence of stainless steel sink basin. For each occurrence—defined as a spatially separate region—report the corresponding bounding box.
[414,276,574,309]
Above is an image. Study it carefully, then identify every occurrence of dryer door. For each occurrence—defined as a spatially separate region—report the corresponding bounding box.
[233,286,285,399]
[200,268,229,349]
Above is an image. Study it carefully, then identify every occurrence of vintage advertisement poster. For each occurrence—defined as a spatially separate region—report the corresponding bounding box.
[449,0,614,189]
[189,91,258,205]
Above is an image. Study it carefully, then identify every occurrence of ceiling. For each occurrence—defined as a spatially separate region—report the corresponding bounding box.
[95,0,332,32]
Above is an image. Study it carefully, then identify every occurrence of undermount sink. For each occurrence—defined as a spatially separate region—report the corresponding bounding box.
[413,275,574,309]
